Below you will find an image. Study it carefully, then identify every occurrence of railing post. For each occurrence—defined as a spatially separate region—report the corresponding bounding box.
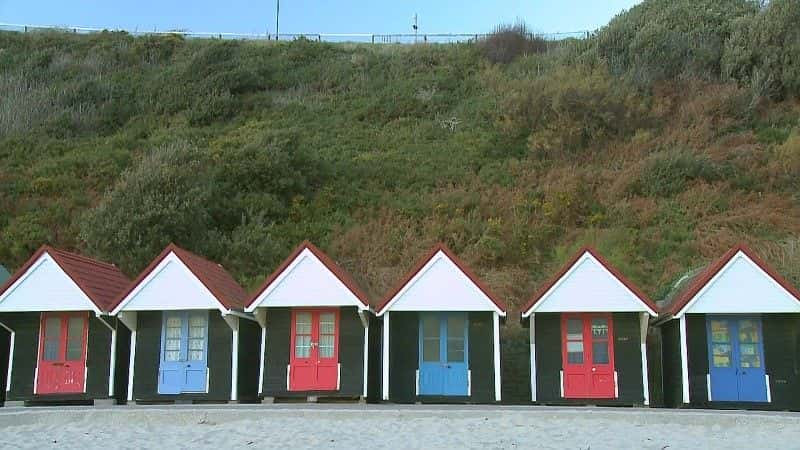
[371,34,375,44]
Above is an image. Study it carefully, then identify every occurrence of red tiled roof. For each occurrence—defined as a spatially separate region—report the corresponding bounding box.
[376,243,507,315]
[111,243,248,312]
[247,240,370,308]
[661,243,800,317]
[521,246,658,316]
[0,245,130,312]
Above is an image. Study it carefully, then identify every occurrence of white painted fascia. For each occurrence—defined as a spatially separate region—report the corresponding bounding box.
[0,253,102,314]
[676,251,800,318]
[111,252,228,315]
[521,252,656,318]
[246,248,368,312]
[377,250,505,317]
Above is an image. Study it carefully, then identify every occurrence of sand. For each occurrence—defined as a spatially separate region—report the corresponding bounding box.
[0,404,797,449]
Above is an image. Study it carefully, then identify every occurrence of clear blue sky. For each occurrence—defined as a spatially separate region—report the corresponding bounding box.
[0,1,640,35]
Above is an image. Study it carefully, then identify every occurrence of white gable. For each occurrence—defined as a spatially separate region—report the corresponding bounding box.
[246,248,366,311]
[379,250,504,316]
[113,252,223,313]
[523,252,656,317]
[681,251,800,316]
[0,253,99,313]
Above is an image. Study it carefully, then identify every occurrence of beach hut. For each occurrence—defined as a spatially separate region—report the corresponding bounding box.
[376,243,506,403]
[656,244,800,410]
[520,247,658,405]
[245,241,371,402]
[0,246,130,406]
[111,244,260,404]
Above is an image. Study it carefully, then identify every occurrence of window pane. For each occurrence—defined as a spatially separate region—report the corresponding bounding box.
[295,335,311,358]
[423,338,440,362]
[592,341,609,364]
[166,316,182,328]
[295,313,311,335]
[188,338,204,351]
[566,319,583,341]
[188,350,204,361]
[447,337,465,362]
[591,318,608,338]
[165,339,180,351]
[43,317,61,361]
[320,313,335,335]
[319,334,334,358]
[66,317,84,360]
[739,344,761,368]
[712,343,732,367]
[165,350,180,361]
[710,320,730,343]
[422,315,439,339]
[567,341,583,364]
[447,316,464,340]
[738,320,759,343]
[166,326,181,339]
[44,339,60,361]
[188,325,205,339]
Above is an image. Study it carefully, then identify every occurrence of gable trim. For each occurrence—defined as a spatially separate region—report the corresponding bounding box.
[112,251,228,314]
[0,251,101,314]
[376,243,506,316]
[521,247,657,318]
[675,248,800,317]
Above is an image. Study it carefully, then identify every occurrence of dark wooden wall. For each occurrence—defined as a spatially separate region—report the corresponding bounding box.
[386,311,497,403]
[261,306,365,398]
[532,312,645,405]
[0,312,114,403]
[132,311,233,402]
[0,323,8,404]
[236,318,261,402]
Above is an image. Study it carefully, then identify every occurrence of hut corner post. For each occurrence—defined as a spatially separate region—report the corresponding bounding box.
[381,312,390,401]
[222,314,240,402]
[0,320,14,394]
[529,314,536,402]
[493,311,501,402]
[254,309,267,398]
[95,315,117,398]
[117,311,138,403]
[639,312,650,406]
[679,314,690,404]
[359,310,369,399]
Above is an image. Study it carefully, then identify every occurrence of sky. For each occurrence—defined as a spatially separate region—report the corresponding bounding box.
[0,1,640,36]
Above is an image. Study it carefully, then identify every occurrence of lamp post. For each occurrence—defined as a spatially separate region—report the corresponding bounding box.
[275,0,280,40]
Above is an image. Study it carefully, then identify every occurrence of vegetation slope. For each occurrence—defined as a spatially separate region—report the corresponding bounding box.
[1,0,799,317]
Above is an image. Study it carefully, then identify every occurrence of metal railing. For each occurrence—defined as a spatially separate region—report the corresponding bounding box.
[0,22,590,44]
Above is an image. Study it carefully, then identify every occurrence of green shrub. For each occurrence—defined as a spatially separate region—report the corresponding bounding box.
[628,150,725,197]
[722,0,800,99]
[480,21,548,64]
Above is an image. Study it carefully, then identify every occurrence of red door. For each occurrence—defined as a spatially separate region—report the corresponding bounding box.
[562,313,616,399]
[37,312,88,394]
[289,308,339,391]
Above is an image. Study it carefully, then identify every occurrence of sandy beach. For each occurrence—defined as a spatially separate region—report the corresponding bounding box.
[0,404,797,449]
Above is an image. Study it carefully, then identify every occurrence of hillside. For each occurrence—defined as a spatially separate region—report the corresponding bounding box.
[1,0,799,317]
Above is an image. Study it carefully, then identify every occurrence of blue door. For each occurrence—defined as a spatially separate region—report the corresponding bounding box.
[707,316,767,402]
[159,311,209,394]
[418,313,468,396]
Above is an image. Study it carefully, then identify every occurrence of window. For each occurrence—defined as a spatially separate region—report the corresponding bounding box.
[710,320,732,368]
[566,318,584,364]
[66,316,84,360]
[738,319,761,368]
[422,314,440,362]
[591,318,609,364]
[43,317,61,361]
[164,316,182,361]
[319,313,336,358]
[447,315,465,363]
[294,312,312,358]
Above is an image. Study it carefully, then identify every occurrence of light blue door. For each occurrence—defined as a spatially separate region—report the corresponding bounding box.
[418,313,468,396]
[707,316,767,402]
[158,311,208,394]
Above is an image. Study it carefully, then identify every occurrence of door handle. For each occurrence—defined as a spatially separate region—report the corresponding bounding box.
[591,367,596,372]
